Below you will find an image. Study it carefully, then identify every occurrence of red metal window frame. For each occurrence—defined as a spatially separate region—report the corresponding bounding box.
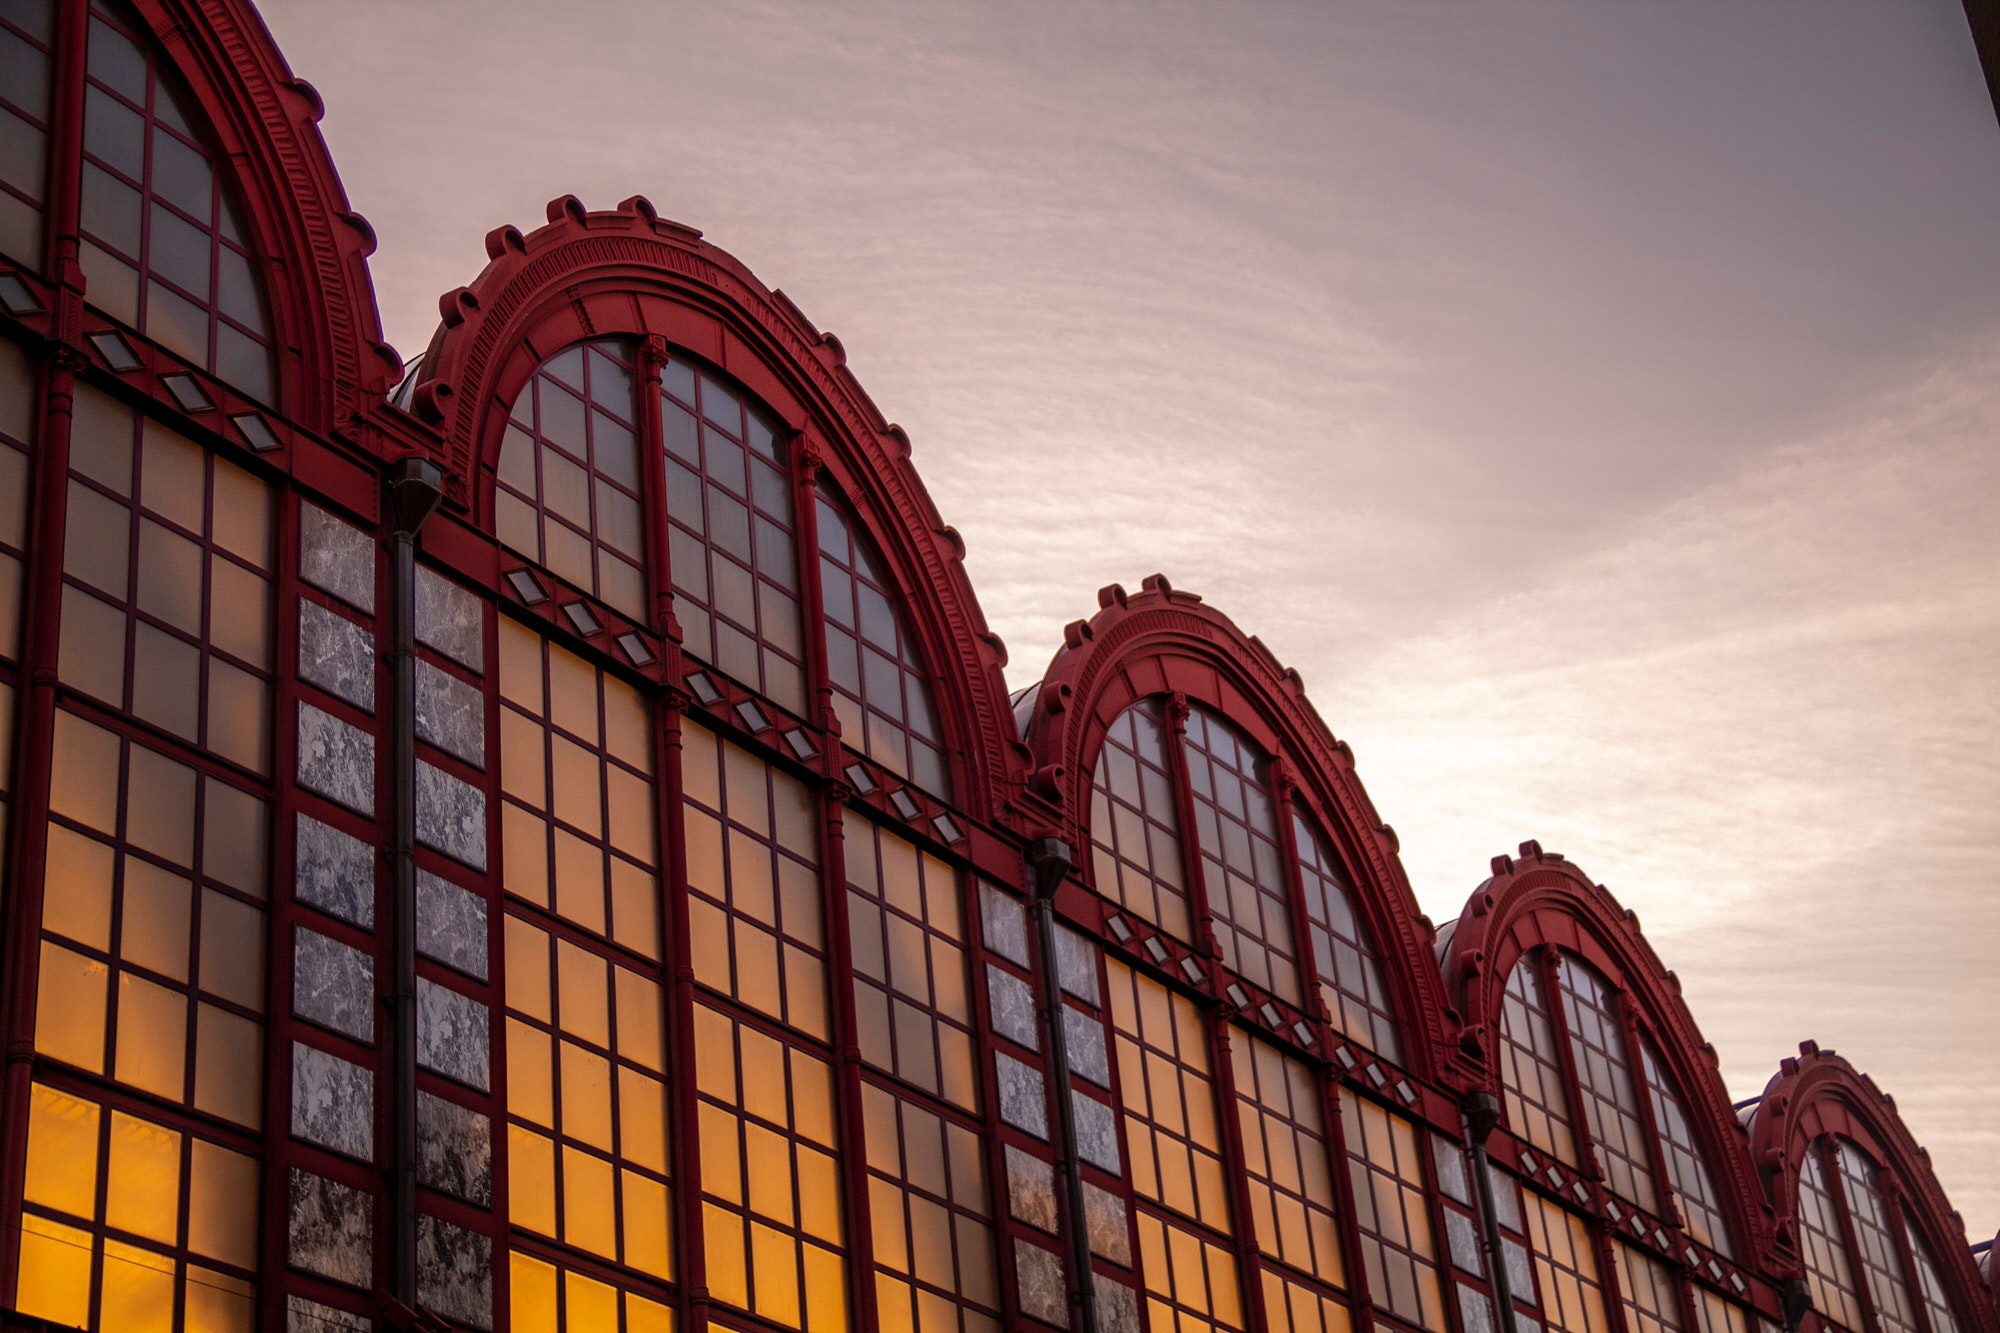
[0,0,54,270]
[1182,704,1301,1006]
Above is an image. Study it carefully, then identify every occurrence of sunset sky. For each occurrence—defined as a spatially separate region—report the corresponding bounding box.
[259,0,2000,1239]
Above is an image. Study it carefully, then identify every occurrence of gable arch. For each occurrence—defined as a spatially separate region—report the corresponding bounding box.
[1019,573,1459,1079]
[406,194,1020,815]
[106,0,399,425]
[1442,847,1774,1262]
[1746,1046,1995,1333]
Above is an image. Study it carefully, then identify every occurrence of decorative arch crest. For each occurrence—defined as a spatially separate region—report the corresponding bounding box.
[407,194,1021,814]
[1018,572,1459,1080]
[1442,846,1775,1260]
[1746,1044,1995,1333]
[121,0,400,426]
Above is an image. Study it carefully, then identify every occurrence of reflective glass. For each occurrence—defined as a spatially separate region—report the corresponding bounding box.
[1835,1141,1920,1333]
[1798,1149,1865,1333]
[1342,1087,1445,1331]
[1553,954,1655,1213]
[1498,956,1576,1164]
[1183,705,1300,1002]
[1090,698,1192,941]
[1233,1029,1344,1289]
[1294,812,1401,1062]
[1524,1193,1609,1333]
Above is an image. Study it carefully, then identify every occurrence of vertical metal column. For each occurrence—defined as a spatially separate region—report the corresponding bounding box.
[1027,836,1099,1333]
[383,458,443,1317]
[1464,1092,1519,1333]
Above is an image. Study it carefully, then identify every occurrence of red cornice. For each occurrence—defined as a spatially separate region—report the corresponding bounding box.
[1017,574,1462,1082]
[406,195,1023,816]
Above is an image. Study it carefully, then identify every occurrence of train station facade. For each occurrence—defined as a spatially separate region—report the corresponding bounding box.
[0,1,1992,1331]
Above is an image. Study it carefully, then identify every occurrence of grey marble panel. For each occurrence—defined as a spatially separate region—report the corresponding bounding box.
[417,977,489,1091]
[985,964,1038,1051]
[295,813,374,930]
[299,503,375,614]
[1094,1274,1143,1333]
[994,1052,1047,1141]
[1004,1145,1058,1232]
[415,660,484,767]
[980,882,1030,968]
[1083,1180,1131,1265]
[1054,925,1099,1005]
[1458,1281,1497,1333]
[417,1089,492,1205]
[287,1296,369,1333]
[416,760,486,870]
[1071,1091,1121,1174]
[418,1213,493,1331]
[1014,1240,1068,1327]
[1063,1004,1110,1087]
[297,703,375,816]
[288,1167,372,1288]
[1447,1210,1482,1274]
[416,870,488,980]
[291,1042,372,1159]
[297,600,376,711]
[415,564,483,673]
[294,928,373,1043]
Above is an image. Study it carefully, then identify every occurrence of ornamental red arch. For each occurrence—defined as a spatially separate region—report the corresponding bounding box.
[1745,1045,1996,1333]
[1017,572,1460,1081]
[405,194,1021,814]
[1441,845,1774,1262]
[109,0,400,426]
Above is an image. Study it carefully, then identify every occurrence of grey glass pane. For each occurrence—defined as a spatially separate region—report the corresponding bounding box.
[79,161,138,254]
[414,564,482,671]
[298,502,375,613]
[994,1052,1047,1140]
[291,1041,372,1159]
[415,760,486,870]
[82,84,142,178]
[293,927,373,1042]
[1014,1241,1067,1327]
[288,1168,373,1288]
[416,977,489,1091]
[417,1214,493,1331]
[150,125,212,220]
[417,1090,492,1206]
[415,870,488,981]
[294,812,374,929]
[1053,925,1099,1004]
[85,16,145,102]
[1005,1145,1058,1232]
[985,964,1037,1051]
[1063,1004,1110,1087]
[297,702,375,816]
[148,199,209,296]
[1071,1092,1121,1174]
[414,660,483,767]
[216,244,260,328]
[297,599,375,711]
[979,882,1030,967]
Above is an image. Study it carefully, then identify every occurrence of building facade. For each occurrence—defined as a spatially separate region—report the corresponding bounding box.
[0,2,1992,1332]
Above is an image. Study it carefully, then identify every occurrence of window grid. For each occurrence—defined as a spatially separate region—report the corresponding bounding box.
[1612,1240,1684,1333]
[77,3,273,402]
[680,721,828,1039]
[1797,1150,1865,1333]
[495,340,647,617]
[816,490,947,796]
[508,1249,677,1333]
[659,356,807,715]
[1231,1028,1345,1292]
[35,710,270,1130]
[17,1081,260,1333]
[1693,1288,1754,1333]
[1089,698,1191,942]
[1524,1192,1610,1333]
[1554,954,1656,1215]
[1906,1229,1962,1333]
[1136,1210,1248,1333]
[845,810,979,1110]
[497,618,661,957]
[861,1079,1002,1333]
[1183,704,1301,1004]
[1499,956,1577,1165]
[59,384,275,775]
[1293,811,1401,1063]
[1834,1141,1920,1333]
[1638,1038,1732,1259]
[692,1002,848,1331]
[503,913,674,1286]
[1431,1141,1537,1327]
[0,338,39,659]
[1107,959,1232,1227]
[1341,1086,1446,1332]
[0,0,52,272]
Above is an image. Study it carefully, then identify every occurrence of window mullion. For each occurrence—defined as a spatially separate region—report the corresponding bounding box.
[636,337,671,634]
[1159,692,1220,966]
[1318,1066,1382,1330]
[1879,1177,1939,1333]
[654,684,707,1328]
[1269,760,1333,1028]
[1821,1139,1886,1333]
[817,781,882,1333]
[789,436,834,738]
[1207,1012,1275,1333]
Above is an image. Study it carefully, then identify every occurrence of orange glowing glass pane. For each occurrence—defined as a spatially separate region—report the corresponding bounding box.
[509,1251,559,1333]
[559,1042,613,1150]
[693,1005,736,1101]
[184,1264,255,1333]
[106,1109,182,1244]
[115,971,188,1099]
[564,1268,619,1327]
[188,1138,258,1268]
[197,889,264,1009]
[700,1103,743,1206]
[500,709,547,807]
[555,938,609,1048]
[193,1002,262,1128]
[120,858,192,980]
[41,824,115,950]
[36,940,109,1072]
[561,1145,617,1257]
[509,1126,557,1234]
[553,828,605,934]
[803,1242,849,1333]
[503,804,551,908]
[102,1237,176,1333]
[16,1215,94,1326]
[549,736,602,837]
[705,1202,750,1308]
[505,915,552,1021]
[50,711,121,834]
[615,966,664,1071]
[498,618,544,712]
[627,1290,675,1333]
[621,1169,673,1277]
[25,1083,100,1216]
[507,1019,554,1127]
[618,1067,668,1174]
[752,1220,802,1327]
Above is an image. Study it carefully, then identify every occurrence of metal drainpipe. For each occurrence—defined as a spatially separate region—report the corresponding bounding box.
[384,458,443,1317]
[1027,836,1100,1333]
[1465,1091,1518,1333]
[1781,1278,1813,1333]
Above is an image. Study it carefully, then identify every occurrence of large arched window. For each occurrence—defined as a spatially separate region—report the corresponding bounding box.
[1554,954,1657,1215]
[0,0,54,267]
[1181,705,1300,1004]
[1293,812,1400,1063]
[1089,696,1189,940]
[1497,956,1576,1164]
[1789,1136,1970,1333]
[77,2,274,403]
[1638,1036,1732,1258]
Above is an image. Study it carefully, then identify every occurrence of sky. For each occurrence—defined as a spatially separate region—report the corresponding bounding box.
[258,0,2000,1242]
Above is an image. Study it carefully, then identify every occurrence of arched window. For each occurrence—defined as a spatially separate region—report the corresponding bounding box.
[1293,812,1400,1062]
[1638,1037,1733,1258]
[77,3,274,402]
[1498,956,1576,1164]
[816,491,947,795]
[1553,953,1656,1214]
[496,340,646,618]
[1798,1148,1866,1333]
[1181,705,1300,1004]
[1089,697,1189,940]
[659,357,806,716]
[0,0,54,267]
[1835,1140,1922,1333]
